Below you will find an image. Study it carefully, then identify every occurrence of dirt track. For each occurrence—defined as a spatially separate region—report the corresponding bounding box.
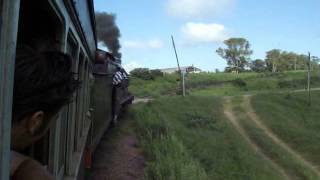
[223,94,320,180]
[243,95,320,177]
[223,97,291,179]
[90,120,145,180]
[133,98,153,104]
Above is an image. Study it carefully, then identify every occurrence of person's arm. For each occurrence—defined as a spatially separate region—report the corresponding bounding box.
[11,158,53,180]
[11,151,53,180]
[11,151,27,176]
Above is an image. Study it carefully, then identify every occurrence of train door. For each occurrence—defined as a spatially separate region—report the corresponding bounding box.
[0,0,20,179]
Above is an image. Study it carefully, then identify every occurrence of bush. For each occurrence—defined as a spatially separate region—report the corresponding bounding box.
[232,78,247,87]
[278,80,296,89]
[130,68,154,80]
[150,69,164,78]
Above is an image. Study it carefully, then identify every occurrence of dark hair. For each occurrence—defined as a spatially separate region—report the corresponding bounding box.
[12,46,80,123]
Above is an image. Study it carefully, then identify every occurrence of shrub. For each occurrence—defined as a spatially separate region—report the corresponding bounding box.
[232,78,247,87]
[130,68,154,80]
[150,69,164,78]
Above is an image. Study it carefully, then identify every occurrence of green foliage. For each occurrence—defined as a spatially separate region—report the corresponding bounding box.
[265,50,319,72]
[150,69,164,78]
[129,74,178,98]
[132,97,283,180]
[232,96,319,179]
[130,68,154,80]
[130,68,165,81]
[217,38,253,73]
[250,59,266,72]
[129,71,320,98]
[252,92,320,167]
[232,78,247,88]
[129,71,320,179]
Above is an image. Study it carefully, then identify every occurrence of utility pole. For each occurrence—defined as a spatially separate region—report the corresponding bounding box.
[171,35,181,72]
[182,71,186,96]
[308,52,311,106]
[171,35,185,96]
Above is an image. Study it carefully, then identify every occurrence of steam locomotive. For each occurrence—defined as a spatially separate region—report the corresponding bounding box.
[0,0,133,179]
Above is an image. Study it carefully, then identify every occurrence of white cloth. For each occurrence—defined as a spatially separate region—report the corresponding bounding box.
[113,71,123,85]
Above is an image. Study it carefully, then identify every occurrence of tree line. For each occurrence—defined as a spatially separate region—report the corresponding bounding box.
[217,38,320,73]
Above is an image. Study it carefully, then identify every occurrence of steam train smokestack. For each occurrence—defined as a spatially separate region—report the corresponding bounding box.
[95,12,122,61]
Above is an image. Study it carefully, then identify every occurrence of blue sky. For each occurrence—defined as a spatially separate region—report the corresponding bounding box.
[94,0,320,72]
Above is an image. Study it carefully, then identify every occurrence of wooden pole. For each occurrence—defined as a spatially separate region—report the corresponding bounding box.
[308,52,311,106]
[171,35,181,72]
[171,35,185,96]
[182,71,186,97]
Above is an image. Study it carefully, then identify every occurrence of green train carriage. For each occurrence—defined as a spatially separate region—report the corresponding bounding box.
[0,0,133,179]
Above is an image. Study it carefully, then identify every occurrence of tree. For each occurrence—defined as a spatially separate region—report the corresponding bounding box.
[265,49,281,72]
[296,54,308,70]
[278,51,297,71]
[150,69,164,77]
[311,56,320,71]
[216,38,253,74]
[250,59,266,72]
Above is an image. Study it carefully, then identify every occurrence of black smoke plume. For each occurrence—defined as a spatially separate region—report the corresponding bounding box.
[95,12,121,59]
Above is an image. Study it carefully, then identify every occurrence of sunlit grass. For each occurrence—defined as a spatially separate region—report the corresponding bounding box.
[130,71,320,98]
[131,96,283,180]
[252,91,320,167]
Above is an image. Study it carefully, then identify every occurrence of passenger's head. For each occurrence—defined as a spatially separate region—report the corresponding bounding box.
[11,46,79,150]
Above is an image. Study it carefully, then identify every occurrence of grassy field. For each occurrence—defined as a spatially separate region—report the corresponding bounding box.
[130,71,320,98]
[252,91,320,167]
[129,74,178,98]
[127,71,320,180]
[232,96,319,179]
[132,97,284,180]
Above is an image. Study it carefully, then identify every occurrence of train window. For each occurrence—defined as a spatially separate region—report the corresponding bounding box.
[66,32,79,67]
[15,0,65,176]
[17,0,63,50]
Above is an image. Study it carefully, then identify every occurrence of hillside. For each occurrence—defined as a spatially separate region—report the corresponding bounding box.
[130,71,320,98]
[124,71,320,180]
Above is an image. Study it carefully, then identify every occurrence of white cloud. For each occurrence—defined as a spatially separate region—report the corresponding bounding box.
[181,22,229,44]
[123,38,164,49]
[148,39,164,49]
[167,0,235,19]
[123,61,143,73]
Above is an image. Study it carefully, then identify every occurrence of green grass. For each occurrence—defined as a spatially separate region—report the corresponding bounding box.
[127,70,320,180]
[129,71,320,98]
[252,91,320,167]
[232,96,318,180]
[190,71,320,97]
[129,75,178,98]
[131,96,284,180]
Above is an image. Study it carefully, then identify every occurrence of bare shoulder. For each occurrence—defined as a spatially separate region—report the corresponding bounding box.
[11,157,53,180]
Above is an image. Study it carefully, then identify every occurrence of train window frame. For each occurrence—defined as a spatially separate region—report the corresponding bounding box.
[0,0,20,179]
[65,30,80,176]
[76,50,85,149]
[82,60,89,134]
